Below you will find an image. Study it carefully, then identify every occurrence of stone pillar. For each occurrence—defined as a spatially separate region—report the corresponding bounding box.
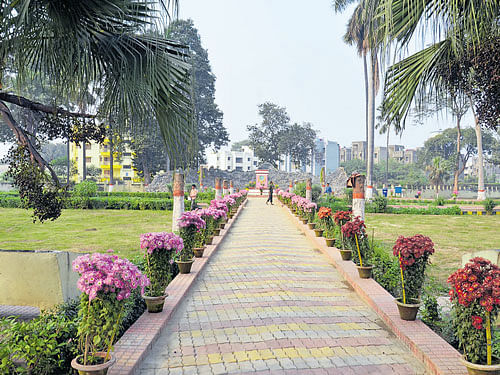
[349,174,366,221]
[172,172,184,232]
[199,166,204,191]
[223,180,229,196]
[306,178,312,201]
[215,177,222,199]
[289,180,293,194]
[229,180,234,194]
[321,182,326,194]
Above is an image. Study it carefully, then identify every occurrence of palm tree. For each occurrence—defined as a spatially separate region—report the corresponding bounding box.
[0,0,195,179]
[333,0,381,199]
[377,1,499,199]
[427,157,450,198]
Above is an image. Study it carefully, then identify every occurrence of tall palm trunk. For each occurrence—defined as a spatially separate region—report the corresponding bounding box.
[66,137,70,185]
[385,124,390,186]
[366,51,376,199]
[82,141,87,181]
[363,53,369,145]
[109,135,114,192]
[452,117,461,196]
[470,100,485,200]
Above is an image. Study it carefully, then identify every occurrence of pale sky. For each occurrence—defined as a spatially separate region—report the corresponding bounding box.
[178,0,466,150]
[0,0,468,159]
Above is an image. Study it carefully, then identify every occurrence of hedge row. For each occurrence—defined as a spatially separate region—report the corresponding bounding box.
[0,190,216,200]
[0,196,196,210]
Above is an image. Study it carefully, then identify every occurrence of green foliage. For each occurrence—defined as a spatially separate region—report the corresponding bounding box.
[344,188,353,205]
[179,227,196,261]
[5,146,65,222]
[144,250,175,297]
[434,196,446,206]
[371,243,400,297]
[72,180,98,208]
[365,204,462,215]
[483,198,496,215]
[294,182,322,202]
[420,294,441,331]
[453,301,489,364]
[0,305,78,374]
[372,196,388,213]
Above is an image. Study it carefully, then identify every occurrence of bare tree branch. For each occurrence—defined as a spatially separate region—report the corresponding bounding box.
[0,92,95,118]
[0,101,60,184]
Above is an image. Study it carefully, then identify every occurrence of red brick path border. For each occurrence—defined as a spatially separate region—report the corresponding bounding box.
[108,199,248,375]
[281,204,467,375]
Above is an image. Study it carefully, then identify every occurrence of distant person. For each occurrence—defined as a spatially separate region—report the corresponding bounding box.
[266,181,274,205]
[415,190,421,199]
[189,184,198,210]
[325,183,332,195]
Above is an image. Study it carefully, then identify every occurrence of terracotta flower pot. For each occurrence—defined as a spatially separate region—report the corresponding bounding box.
[219,223,226,229]
[356,264,373,279]
[213,228,221,236]
[307,222,316,230]
[314,229,324,237]
[193,247,205,258]
[142,294,168,313]
[301,218,308,224]
[176,258,194,274]
[325,238,335,247]
[339,249,352,261]
[460,356,500,375]
[71,352,116,375]
[395,298,421,321]
[205,236,214,245]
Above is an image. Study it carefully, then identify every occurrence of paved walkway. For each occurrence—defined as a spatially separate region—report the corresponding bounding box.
[138,199,425,374]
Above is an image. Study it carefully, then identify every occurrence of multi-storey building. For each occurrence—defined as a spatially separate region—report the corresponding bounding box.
[205,146,260,172]
[310,138,340,176]
[340,147,352,163]
[351,141,367,161]
[70,139,141,183]
[373,146,388,164]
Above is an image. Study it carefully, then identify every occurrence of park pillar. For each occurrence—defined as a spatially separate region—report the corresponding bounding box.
[215,177,222,199]
[348,173,365,221]
[199,166,204,191]
[289,180,293,194]
[322,182,326,194]
[223,180,229,196]
[172,172,184,232]
[229,180,234,194]
[306,178,312,201]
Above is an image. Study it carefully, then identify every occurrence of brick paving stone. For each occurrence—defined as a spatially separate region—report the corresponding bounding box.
[137,199,426,374]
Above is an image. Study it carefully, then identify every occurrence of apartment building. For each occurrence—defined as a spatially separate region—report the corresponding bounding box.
[205,146,260,172]
[70,139,141,183]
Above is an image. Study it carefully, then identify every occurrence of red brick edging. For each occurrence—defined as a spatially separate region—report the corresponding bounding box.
[108,199,248,375]
[281,204,467,375]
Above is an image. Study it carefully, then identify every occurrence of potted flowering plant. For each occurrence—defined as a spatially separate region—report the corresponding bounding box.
[177,211,206,273]
[334,210,352,260]
[140,232,183,312]
[71,252,149,374]
[317,207,335,247]
[448,257,500,374]
[392,234,435,320]
[342,217,373,277]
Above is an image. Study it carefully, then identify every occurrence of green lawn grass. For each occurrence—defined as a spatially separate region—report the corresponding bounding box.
[365,213,500,288]
[0,208,172,259]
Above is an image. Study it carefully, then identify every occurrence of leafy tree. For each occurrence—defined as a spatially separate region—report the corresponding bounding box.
[278,122,316,168]
[131,127,170,185]
[0,0,195,221]
[426,157,451,197]
[231,139,251,151]
[418,127,497,181]
[167,19,229,164]
[247,103,291,168]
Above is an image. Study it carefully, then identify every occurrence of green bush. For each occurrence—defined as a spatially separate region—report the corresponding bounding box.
[344,188,353,205]
[483,198,496,215]
[371,243,400,297]
[72,181,98,208]
[434,196,446,206]
[372,196,388,213]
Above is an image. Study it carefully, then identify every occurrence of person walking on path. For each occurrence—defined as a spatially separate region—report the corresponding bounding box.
[189,184,198,210]
[266,181,274,205]
[325,182,332,195]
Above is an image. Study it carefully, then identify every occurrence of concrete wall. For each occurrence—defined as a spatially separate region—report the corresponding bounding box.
[0,250,81,309]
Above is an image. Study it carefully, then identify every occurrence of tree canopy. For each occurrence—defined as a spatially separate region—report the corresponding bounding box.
[0,0,195,221]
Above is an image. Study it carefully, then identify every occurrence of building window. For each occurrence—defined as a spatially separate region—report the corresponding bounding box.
[123,176,131,181]
[227,166,231,170]
[235,157,243,163]
[86,157,91,163]
[85,143,92,150]
[247,166,251,171]
[235,166,243,171]
[123,165,131,169]
[227,157,231,161]
[123,152,131,157]
[247,158,250,161]
[103,157,109,163]
[253,161,257,165]
[104,170,110,176]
